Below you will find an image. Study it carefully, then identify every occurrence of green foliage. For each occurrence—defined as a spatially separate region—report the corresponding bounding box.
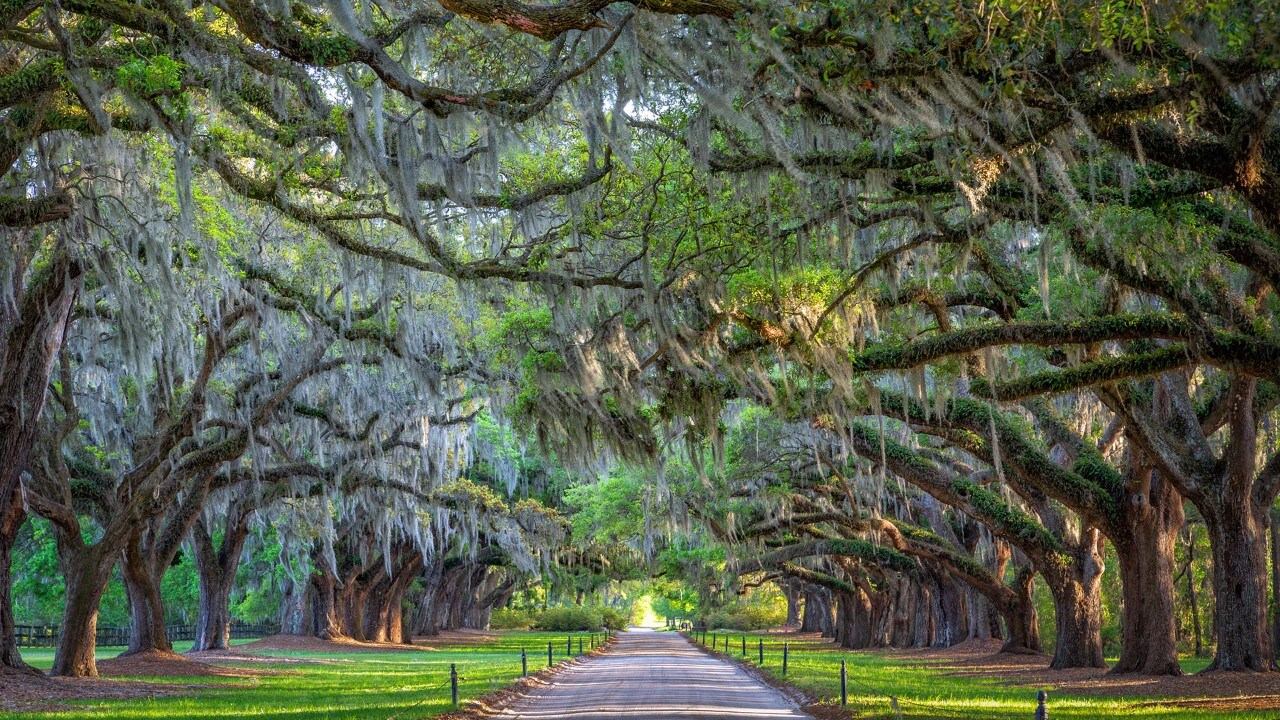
[534,605,603,631]
[489,607,537,630]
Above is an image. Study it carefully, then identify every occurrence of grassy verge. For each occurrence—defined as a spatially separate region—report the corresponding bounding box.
[688,632,1270,720]
[9,631,607,720]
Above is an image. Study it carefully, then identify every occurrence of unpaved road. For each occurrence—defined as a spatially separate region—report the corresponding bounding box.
[499,628,812,719]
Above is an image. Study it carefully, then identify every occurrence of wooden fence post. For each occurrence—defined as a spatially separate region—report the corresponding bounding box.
[521,648,527,676]
[450,663,458,706]
[547,641,553,668]
[782,642,789,676]
[758,638,763,664]
[840,660,847,706]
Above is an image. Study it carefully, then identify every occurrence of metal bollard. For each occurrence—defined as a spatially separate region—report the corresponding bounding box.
[547,641,553,668]
[783,642,789,676]
[1035,690,1048,720]
[840,660,847,706]
[450,663,458,706]
[758,638,764,664]
[521,648,527,676]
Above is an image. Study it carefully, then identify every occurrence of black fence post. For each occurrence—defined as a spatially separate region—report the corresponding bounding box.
[450,663,458,706]
[590,634,595,649]
[567,635,572,656]
[1035,690,1048,720]
[758,638,763,664]
[521,648,527,676]
[578,637,583,654]
[782,642,789,676]
[547,641,553,668]
[741,635,746,655]
[840,660,848,706]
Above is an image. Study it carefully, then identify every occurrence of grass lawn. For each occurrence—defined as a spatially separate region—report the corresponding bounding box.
[695,633,1271,720]
[7,632,601,720]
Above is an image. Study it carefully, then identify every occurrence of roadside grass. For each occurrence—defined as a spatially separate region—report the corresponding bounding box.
[695,632,1268,720]
[8,631,604,720]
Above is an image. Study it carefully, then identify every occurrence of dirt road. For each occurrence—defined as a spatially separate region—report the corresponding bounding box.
[499,628,812,719]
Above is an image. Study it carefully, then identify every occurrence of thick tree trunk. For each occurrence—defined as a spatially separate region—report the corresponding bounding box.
[309,570,345,641]
[1203,499,1272,671]
[800,589,824,632]
[0,252,80,672]
[51,546,115,677]
[1272,508,1280,663]
[997,568,1042,655]
[0,502,36,674]
[1110,470,1184,675]
[783,582,802,628]
[121,530,172,656]
[1044,532,1107,670]
[191,514,250,652]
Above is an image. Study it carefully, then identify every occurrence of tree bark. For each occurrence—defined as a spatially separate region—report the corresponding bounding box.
[121,529,172,656]
[309,568,345,641]
[1203,498,1272,671]
[996,567,1042,655]
[1110,468,1184,675]
[783,581,802,628]
[191,511,251,652]
[1043,531,1107,670]
[0,251,80,672]
[51,545,115,677]
[0,501,36,674]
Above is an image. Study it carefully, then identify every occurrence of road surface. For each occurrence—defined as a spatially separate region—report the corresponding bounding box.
[499,628,812,719]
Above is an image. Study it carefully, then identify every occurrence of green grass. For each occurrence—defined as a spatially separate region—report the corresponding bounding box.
[694,632,1266,720]
[7,632,605,720]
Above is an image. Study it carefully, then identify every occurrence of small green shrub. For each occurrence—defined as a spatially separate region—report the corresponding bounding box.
[535,605,602,631]
[599,607,629,630]
[490,607,536,630]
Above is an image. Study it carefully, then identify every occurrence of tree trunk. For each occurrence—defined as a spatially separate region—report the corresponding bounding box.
[121,529,172,656]
[0,252,81,672]
[1271,507,1280,663]
[1203,498,1272,671]
[783,582,802,628]
[997,567,1042,655]
[309,570,344,641]
[51,546,115,677]
[1110,469,1184,675]
[1044,531,1107,670]
[1187,526,1203,657]
[800,589,824,632]
[191,513,250,652]
[0,502,36,674]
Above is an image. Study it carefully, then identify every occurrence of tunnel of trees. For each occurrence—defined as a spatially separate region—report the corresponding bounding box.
[4,0,1280,682]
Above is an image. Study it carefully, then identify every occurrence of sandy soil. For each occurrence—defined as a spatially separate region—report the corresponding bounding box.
[496,629,812,720]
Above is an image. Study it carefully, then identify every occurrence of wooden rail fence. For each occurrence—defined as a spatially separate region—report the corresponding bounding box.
[14,623,278,648]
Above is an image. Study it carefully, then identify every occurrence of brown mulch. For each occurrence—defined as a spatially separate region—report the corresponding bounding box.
[184,648,330,665]
[0,668,198,713]
[235,633,432,654]
[886,638,1280,708]
[95,649,278,678]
